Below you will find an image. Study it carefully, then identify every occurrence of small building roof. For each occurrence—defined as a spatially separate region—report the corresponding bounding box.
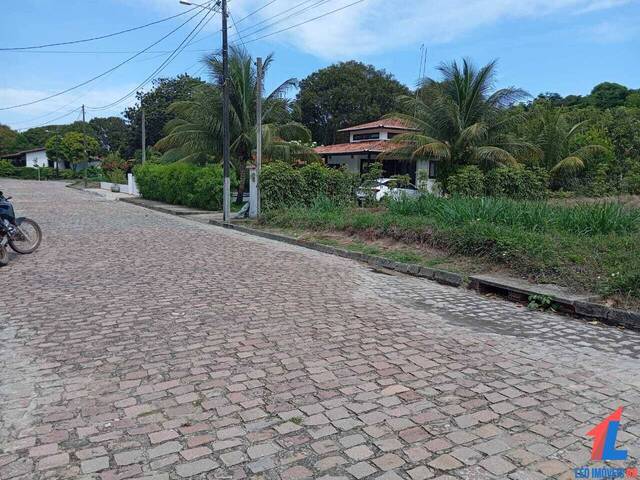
[315,140,395,155]
[338,118,418,133]
[2,147,47,158]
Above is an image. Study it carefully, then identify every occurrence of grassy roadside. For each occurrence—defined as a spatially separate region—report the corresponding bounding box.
[258,196,640,309]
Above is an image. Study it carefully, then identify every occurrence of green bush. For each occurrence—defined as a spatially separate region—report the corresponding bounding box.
[107,168,127,185]
[621,161,640,194]
[134,162,234,211]
[447,166,485,197]
[261,161,355,210]
[0,159,16,177]
[485,165,549,200]
[0,161,80,180]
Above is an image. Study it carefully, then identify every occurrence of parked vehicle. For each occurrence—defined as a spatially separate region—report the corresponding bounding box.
[356,178,421,203]
[0,191,42,266]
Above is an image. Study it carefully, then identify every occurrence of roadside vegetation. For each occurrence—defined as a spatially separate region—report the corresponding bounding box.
[260,196,640,304]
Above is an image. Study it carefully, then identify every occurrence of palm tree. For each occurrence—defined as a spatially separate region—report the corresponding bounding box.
[530,103,608,176]
[381,59,538,182]
[157,47,315,202]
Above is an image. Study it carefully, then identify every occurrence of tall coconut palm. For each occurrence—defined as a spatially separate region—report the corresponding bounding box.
[530,103,608,175]
[157,47,315,202]
[381,59,538,181]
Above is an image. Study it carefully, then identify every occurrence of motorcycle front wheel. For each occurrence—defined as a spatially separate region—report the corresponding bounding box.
[9,218,42,254]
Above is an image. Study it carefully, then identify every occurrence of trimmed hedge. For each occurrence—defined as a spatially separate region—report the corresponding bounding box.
[134,162,235,211]
[261,161,356,210]
[0,160,81,180]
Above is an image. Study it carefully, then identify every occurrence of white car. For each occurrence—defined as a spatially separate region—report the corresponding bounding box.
[356,178,421,203]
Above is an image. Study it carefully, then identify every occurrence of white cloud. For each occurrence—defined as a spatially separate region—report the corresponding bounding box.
[139,0,633,59]
[586,19,639,42]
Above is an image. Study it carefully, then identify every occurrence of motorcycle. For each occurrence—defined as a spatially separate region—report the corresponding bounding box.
[0,191,42,266]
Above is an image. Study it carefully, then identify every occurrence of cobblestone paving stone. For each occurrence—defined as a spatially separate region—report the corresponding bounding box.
[1,179,639,480]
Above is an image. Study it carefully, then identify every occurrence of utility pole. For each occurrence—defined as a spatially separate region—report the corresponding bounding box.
[82,104,88,188]
[141,109,146,164]
[255,57,263,217]
[221,0,231,223]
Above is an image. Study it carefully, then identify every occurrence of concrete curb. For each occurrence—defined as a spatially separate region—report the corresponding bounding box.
[208,220,640,331]
[112,196,640,331]
[119,197,211,216]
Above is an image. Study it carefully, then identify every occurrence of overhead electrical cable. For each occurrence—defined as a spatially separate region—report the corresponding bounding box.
[0,7,207,111]
[0,5,202,51]
[88,6,217,111]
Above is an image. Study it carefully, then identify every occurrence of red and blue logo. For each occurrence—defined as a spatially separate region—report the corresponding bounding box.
[587,406,628,461]
[574,407,637,479]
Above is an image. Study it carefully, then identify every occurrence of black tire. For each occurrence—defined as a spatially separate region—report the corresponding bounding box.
[0,246,8,266]
[9,218,42,254]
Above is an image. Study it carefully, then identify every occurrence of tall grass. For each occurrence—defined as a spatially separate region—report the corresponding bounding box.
[261,195,640,300]
[387,195,640,236]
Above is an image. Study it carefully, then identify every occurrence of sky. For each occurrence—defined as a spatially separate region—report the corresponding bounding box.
[1,0,639,131]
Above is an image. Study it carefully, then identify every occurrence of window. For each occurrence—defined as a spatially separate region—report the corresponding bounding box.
[428,161,438,179]
[353,132,380,141]
[388,132,399,139]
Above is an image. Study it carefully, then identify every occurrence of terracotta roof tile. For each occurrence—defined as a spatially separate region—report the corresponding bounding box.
[338,118,418,132]
[314,140,397,155]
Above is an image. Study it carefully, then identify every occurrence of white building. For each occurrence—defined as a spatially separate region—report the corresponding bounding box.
[314,118,438,192]
[4,147,69,169]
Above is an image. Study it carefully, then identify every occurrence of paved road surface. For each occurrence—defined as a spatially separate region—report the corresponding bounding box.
[1,179,639,480]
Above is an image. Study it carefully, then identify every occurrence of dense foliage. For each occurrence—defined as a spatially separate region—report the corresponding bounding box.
[295,61,410,145]
[0,159,81,180]
[260,162,356,210]
[156,48,315,203]
[134,162,236,211]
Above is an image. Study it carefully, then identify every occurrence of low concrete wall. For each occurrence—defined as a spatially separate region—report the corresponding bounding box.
[100,174,139,196]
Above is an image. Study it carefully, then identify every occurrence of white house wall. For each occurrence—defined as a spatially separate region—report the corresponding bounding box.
[25,151,49,168]
[326,154,363,173]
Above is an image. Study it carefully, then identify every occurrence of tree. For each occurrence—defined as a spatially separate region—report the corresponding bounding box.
[529,102,608,178]
[123,74,205,157]
[590,82,629,109]
[60,132,100,168]
[157,47,314,203]
[0,124,19,156]
[382,58,537,185]
[45,134,66,172]
[89,117,128,155]
[295,61,410,145]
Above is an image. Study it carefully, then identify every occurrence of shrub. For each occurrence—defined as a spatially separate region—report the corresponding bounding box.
[134,162,234,211]
[57,169,78,180]
[447,166,485,197]
[621,161,640,194]
[107,168,127,185]
[0,159,16,177]
[485,165,549,200]
[261,161,355,210]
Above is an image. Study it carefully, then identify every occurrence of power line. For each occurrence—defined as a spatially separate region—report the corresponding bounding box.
[241,0,365,46]
[88,7,218,111]
[232,0,329,40]
[230,12,247,49]
[0,6,202,51]
[186,0,312,48]
[0,7,207,111]
[16,107,82,132]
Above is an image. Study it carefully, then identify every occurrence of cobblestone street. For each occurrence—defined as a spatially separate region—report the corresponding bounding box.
[1,179,639,480]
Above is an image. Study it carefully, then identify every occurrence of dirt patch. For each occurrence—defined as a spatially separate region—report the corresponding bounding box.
[551,194,640,208]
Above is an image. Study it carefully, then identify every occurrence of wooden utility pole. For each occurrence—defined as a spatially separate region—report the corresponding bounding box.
[255,57,263,216]
[221,0,231,223]
[141,109,146,164]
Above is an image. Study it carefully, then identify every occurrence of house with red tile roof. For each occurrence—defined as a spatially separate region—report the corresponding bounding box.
[314,118,438,192]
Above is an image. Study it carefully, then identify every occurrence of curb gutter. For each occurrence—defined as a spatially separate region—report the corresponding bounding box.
[114,196,640,331]
[209,220,640,331]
